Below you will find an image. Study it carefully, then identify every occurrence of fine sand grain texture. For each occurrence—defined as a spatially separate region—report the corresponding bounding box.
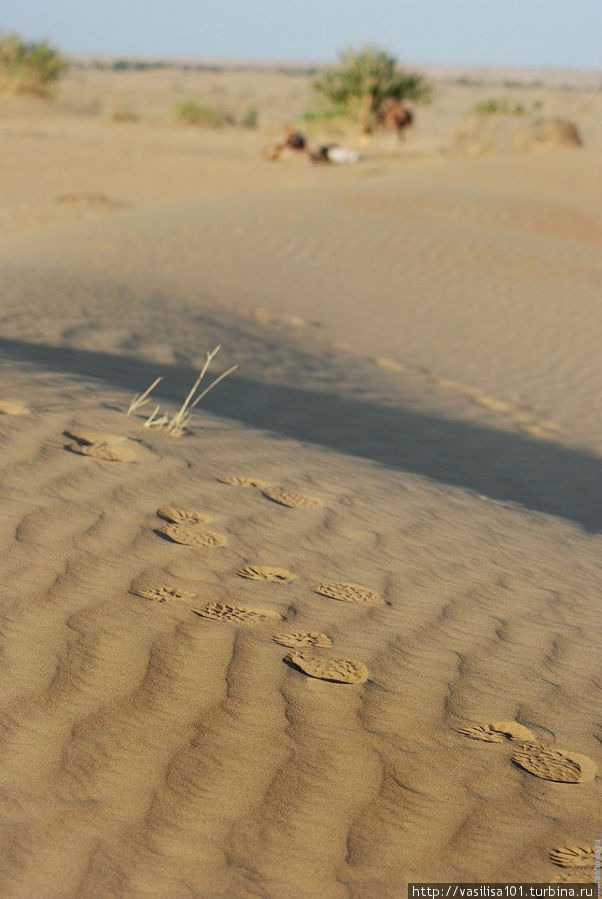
[0,68,601,897]
[551,870,597,884]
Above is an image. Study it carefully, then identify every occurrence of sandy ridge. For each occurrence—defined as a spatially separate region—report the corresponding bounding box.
[0,366,599,896]
[0,131,600,895]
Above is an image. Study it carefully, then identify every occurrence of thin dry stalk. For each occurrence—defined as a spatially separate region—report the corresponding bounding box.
[127,377,162,416]
[189,365,239,410]
[167,345,221,433]
[166,346,237,435]
[129,347,237,437]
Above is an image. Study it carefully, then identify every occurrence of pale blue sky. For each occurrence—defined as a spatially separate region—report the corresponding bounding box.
[3,0,601,68]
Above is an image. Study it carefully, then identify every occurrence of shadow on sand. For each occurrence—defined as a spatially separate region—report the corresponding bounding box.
[1,335,600,533]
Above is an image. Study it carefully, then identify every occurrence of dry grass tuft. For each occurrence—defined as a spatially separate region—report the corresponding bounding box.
[127,346,237,437]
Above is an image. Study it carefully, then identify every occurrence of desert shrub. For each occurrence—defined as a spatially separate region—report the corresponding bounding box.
[308,45,431,132]
[172,99,234,127]
[472,98,528,116]
[0,32,68,95]
[242,105,258,128]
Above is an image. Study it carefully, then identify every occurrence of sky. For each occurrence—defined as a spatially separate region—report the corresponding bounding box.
[3,0,601,69]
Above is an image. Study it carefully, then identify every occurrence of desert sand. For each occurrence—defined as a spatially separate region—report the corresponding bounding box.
[0,65,600,898]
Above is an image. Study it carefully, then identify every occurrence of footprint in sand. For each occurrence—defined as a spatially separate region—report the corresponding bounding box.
[192,601,282,623]
[65,428,127,446]
[469,395,515,414]
[549,846,596,869]
[515,421,562,441]
[273,632,332,648]
[216,475,269,488]
[459,723,598,783]
[156,506,212,525]
[237,565,297,583]
[430,384,564,441]
[284,650,368,684]
[131,583,196,603]
[0,400,30,416]
[252,308,305,328]
[314,582,384,605]
[67,442,137,462]
[429,376,482,398]
[262,487,323,510]
[457,721,535,743]
[371,356,406,372]
[533,419,562,433]
[511,743,597,783]
[157,524,227,547]
[439,383,520,420]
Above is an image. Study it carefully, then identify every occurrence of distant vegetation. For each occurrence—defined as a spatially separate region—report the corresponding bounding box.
[106,59,222,73]
[241,105,258,128]
[75,58,318,77]
[471,98,543,116]
[307,45,432,132]
[172,99,234,127]
[172,99,258,129]
[0,32,68,95]
[472,98,527,116]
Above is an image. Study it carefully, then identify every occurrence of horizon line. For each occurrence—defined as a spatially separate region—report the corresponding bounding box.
[65,53,602,76]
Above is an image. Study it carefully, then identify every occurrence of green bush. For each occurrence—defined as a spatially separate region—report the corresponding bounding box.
[0,32,68,95]
[172,99,234,127]
[308,45,432,132]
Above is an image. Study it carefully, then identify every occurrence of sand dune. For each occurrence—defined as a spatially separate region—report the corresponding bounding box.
[0,99,600,896]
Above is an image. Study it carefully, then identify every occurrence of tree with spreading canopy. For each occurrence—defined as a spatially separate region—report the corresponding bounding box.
[310,45,431,133]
